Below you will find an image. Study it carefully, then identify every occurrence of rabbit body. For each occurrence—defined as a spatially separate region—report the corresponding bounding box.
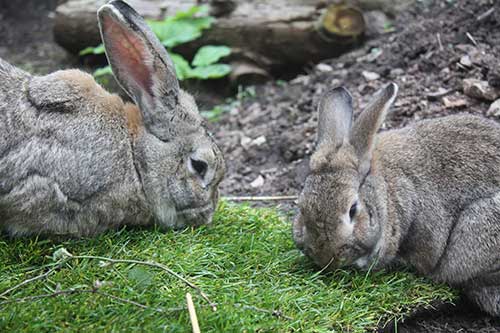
[374,115,500,315]
[0,62,149,236]
[372,115,500,279]
[294,84,500,316]
[0,0,225,237]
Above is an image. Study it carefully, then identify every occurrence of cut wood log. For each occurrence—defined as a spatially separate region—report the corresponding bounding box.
[317,4,365,40]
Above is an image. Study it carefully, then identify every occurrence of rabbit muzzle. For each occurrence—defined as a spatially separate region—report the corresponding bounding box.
[176,204,215,227]
[170,186,220,229]
[293,213,373,270]
[293,215,341,269]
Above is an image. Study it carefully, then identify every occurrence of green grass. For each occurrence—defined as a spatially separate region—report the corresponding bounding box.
[0,203,455,332]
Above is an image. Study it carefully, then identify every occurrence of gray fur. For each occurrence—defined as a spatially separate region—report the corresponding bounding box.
[294,83,500,316]
[0,0,224,237]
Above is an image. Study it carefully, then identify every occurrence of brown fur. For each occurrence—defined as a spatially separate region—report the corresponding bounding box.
[294,83,500,317]
[124,103,143,138]
[55,70,143,138]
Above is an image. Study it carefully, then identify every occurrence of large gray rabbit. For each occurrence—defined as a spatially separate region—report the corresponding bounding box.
[293,83,500,316]
[0,0,225,237]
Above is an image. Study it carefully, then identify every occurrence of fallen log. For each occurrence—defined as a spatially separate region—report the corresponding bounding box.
[53,0,409,76]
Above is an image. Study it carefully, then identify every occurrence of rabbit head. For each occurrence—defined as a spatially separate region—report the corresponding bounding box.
[98,1,225,229]
[293,84,398,270]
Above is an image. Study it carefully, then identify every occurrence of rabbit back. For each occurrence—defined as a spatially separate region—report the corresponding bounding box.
[0,65,149,236]
[375,114,500,281]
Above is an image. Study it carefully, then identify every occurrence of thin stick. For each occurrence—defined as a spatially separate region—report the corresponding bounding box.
[466,32,478,47]
[0,264,61,299]
[186,293,201,333]
[70,255,216,311]
[98,291,166,313]
[477,7,495,22]
[0,287,163,313]
[0,288,95,305]
[223,195,298,202]
[436,33,444,52]
[0,287,293,321]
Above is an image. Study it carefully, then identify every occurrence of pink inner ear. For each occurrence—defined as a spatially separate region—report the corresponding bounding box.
[102,16,153,96]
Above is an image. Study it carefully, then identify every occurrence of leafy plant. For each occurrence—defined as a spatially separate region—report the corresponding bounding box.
[201,86,256,122]
[80,5,231,81]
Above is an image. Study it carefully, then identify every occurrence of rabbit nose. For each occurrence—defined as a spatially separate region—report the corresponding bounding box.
[190,158,208,179]
[188,147,216,188]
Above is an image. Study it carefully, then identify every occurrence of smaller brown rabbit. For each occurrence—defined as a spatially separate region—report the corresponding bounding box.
[293,83,500,316]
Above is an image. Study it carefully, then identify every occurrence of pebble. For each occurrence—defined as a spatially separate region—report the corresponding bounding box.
[460,55,473,67]
[252,135,267,146]
[443,96,468,109]
[240,136,252,149]
[316,63,333,72]
[250,175,265,188]
[362,70,380,81]
[389,68,405,78]
[463,78,500,101]
[487,99,500,117]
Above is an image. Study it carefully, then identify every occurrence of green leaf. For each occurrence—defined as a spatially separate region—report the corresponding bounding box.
[183,16,214,31]
[146,5,214,49]
[79,47,95,56]
[192,45,231,67]
[200,105,227,122]
[127,267,153,289]
[148,20,203,48]
[170,53,192,80]
[93,66,113,77]
[189,64,231,79]
[79,44,105,56]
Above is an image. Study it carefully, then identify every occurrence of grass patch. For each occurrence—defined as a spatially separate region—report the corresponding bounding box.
[0,202,455,332]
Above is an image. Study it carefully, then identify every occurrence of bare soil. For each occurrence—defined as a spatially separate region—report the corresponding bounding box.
[216,0,500,202]
[0,0,499,331]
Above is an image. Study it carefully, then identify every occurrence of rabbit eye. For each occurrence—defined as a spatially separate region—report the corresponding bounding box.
[349,202,358,219]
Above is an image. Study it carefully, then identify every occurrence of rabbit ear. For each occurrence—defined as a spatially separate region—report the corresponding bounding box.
[98,0,179,140]
[351,83,398,176]
[316,87,354,149]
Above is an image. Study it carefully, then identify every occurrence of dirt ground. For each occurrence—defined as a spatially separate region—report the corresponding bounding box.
[216,0,500,200]
[0,0,499,331]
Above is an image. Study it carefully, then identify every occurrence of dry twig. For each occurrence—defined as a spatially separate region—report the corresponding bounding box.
[0,252,216,311]
[0,286,164,313]
[0,265,61,299]
[477,7,495,22]
[70,255,217,311]
[0,285,293,321]
[223,195,298,202]
[186,293,201,333]
[436,33,444,52]
[466,32,478,47]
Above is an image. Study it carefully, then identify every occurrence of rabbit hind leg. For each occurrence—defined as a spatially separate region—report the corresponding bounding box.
[431,193,500,286]
[466,284,500,317]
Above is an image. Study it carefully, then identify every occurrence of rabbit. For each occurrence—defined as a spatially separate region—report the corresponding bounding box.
[293,82,500,316]
[0,0,225,237]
